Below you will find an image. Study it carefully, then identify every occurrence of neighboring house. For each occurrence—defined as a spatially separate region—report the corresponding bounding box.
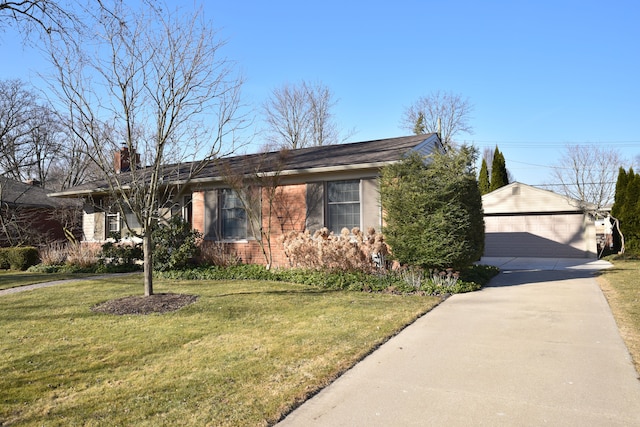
[0,177,82,247]
[50,134,443,267]
[482,182,597,258]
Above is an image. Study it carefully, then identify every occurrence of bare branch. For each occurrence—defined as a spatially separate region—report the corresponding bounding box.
[551,144,624,211]
[401,91,474,149]
[263,80,346,149]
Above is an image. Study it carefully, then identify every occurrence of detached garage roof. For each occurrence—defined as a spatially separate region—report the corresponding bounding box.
[483,182,595,215]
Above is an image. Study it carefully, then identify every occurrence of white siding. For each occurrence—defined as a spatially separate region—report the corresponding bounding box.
[482,183,597,258]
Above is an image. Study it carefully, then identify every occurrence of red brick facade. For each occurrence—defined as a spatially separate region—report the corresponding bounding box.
[192,184,308,268]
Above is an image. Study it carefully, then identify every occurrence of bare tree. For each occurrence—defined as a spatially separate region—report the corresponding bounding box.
[47,1,245,296]
[263,80,345,149]
[401,90,474,149]
[46,123,103,190]
[0,79,68,187]
[0,79,37,181]
[551,144,624,212]
[218,149,293,269]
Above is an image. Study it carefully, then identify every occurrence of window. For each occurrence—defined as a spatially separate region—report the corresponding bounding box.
[220,189,247,240]
[327,180,360,234]
[106,212,120,235]
[183,195,193,226]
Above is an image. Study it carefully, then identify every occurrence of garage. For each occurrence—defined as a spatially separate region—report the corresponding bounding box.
[482,182,597,258]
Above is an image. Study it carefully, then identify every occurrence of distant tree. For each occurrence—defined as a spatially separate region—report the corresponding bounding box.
[380,147,484,270]
[478,158,490,195]
[401,91,474,150]
[263,80,347,150]
[413,112,426,135]
[611,167,629,219]
[0,79,66,187]
[551,145,623,212]
[489,147,508,191]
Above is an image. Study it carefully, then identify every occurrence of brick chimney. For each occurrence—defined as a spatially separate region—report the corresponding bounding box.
[114,145,140,173]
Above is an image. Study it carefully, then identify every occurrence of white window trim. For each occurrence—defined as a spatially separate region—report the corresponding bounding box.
[106,212,120,233]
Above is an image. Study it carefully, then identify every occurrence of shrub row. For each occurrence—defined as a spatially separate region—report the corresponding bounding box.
[157,263,499,296]
[0,247,40,271]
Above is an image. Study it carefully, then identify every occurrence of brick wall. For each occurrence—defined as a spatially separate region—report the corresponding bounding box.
[195,184,308,268]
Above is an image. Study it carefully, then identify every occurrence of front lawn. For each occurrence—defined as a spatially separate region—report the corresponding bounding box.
[0,274,441,426]
[598,259,640,374]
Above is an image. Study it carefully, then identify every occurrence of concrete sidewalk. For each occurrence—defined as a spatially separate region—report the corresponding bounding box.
[277,258,640,426]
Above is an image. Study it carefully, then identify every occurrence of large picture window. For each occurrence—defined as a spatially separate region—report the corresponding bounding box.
[327,180,360,234]
[220,189,247,240]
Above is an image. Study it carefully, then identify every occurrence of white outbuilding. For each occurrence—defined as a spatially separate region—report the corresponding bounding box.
[482,182,597,258]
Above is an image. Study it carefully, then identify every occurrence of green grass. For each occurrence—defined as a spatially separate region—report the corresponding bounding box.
[0,270,96,291]
[0,274,441,426]
[598,259,640,374]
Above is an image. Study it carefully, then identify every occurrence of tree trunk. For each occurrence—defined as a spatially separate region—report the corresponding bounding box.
[143,232,153,296]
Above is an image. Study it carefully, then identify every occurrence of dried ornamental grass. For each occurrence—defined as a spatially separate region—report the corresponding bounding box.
[281,227,390,273]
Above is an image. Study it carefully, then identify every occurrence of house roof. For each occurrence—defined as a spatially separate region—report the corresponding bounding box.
[50,134,442,197]
[482,182,597,214]
[0,177,81,209]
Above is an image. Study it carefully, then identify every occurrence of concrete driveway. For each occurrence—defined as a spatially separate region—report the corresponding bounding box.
[478,256,614,272]
[277,258,640,426]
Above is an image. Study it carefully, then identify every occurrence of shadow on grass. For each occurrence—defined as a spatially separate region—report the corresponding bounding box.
[212,288,339,298]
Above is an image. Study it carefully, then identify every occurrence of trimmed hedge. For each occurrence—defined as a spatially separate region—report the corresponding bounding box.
[0,247,40,271]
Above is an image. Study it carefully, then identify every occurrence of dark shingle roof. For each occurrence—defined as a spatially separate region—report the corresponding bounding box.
[51,134,441,196]
[0,178,81,208]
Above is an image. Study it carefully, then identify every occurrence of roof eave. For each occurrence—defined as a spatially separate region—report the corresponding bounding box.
[171,160,399,186]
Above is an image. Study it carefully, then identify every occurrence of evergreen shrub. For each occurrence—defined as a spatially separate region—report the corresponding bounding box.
[0,247,40,270]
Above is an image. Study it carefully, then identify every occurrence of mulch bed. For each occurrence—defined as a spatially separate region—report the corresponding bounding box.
[91,293,198,315]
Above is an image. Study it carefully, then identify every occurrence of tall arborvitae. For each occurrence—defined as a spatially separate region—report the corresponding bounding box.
[489,147,508,191]
[413,112,426,135]
[611,167,629,219]
[612,167,640,254]
[478,158,490,194]
[625,170,640,253]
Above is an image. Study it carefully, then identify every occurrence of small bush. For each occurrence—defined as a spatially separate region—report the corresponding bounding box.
[198,241,242,267]
[152,216,201,271]
[0,249,9,269]
[68,243,101,268]
[39,242,69,265]
[100,240,142,266]
[0,247,40,271]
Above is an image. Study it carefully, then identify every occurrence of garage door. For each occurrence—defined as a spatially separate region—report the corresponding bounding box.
[484,213,593,258]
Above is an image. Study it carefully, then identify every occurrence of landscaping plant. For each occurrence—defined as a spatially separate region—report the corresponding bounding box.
[379,147,484,271]
[152,216,202,271]
[281,226,390,273]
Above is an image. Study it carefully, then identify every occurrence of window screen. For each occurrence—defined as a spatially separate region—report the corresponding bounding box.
[327,180,360,234]
[220,189,247,240]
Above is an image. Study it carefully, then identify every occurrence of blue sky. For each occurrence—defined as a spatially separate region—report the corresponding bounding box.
[1,0,639,186]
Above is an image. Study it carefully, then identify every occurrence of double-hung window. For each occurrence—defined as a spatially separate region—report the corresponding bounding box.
[220,189,247,240]
[327,180,360,234]
[106,212,120,235]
